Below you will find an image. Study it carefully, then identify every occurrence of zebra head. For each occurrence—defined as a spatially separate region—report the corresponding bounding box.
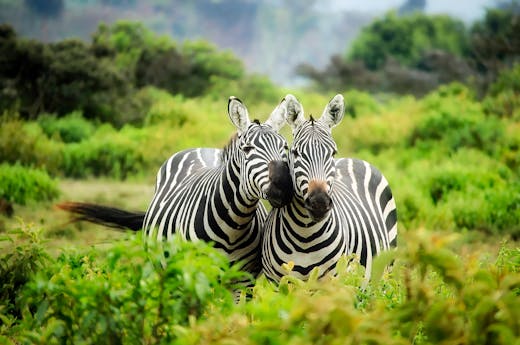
[228,96,293,208]
[285,94,345,221]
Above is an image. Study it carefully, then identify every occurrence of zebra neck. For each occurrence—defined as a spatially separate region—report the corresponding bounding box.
[215,159,259,225]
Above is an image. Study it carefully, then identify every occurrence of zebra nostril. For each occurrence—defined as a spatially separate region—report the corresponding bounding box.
[304,191,332,221]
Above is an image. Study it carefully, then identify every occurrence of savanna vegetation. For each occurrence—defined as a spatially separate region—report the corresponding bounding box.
[1,4,519,344]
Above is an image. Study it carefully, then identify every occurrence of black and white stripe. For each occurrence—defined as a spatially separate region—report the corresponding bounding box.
[262,94,397,282]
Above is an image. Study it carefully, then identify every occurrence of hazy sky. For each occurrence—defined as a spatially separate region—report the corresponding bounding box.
[329,0,495,22]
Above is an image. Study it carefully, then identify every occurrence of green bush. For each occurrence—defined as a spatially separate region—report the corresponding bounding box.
[408,84,505,154]
[0,164,60,205]
[451,184,520,238]
[38,111,96,143]
[483,63,520,120]
[0,115,63,174]
[174,231,520,345]
[143,91,189,126]
[12,234,246,344]
[61,126,146,179]
[1,226,519,344]
[207,74,281,105]
[342,89,382,117]
[0,225,51,324]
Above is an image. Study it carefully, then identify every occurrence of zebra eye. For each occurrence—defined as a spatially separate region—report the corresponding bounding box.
[241,144,255,153]
[291,148,299,157]
[332,148,338,156]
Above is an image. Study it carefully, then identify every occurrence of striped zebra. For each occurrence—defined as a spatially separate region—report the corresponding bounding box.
[261,94,397,282]
[59,96,293,276]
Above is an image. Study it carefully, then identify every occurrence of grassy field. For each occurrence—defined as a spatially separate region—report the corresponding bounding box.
[2,179,153,255]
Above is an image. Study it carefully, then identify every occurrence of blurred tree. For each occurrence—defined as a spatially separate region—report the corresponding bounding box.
[470,6,520,90]
[135,46,191,95]
[347,12,470,70]
[181,40,244,97]
[0,25,51,117]
[0,25,128,121]
[296,11,492,96]
[44,39,127,121]
[91,21,164,81]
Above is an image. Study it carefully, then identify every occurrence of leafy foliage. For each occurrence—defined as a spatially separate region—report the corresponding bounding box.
[0,164,60,205]
[408,84,505,154]
[470,6,520,80]
[0,224,51,326]
[483,63,520,119]
[1,225,518,345]
[60,125,146,179]
[38,111,96,143]
[1,225,246,344]
[0,114,63,173]
[0,27,128,121]
[347,12,470,70]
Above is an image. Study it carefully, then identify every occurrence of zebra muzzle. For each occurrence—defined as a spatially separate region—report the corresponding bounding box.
[305,183,332,221]
[265,160,293,208]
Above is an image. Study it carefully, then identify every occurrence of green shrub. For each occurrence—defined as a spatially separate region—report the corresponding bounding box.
[207,74,281,105]
[347,12,470,70]
[0,164,60,205]
[342,89,382,117]
[409,84,505,154]
[0,115,63,174]
[174,231,520,345]
[38,111,96,143]
[483,63,520,120]
[451,184,520,239]
[144,91,189,127]
[61,126,146,179]
[2,227,519,344]
[14,235,246,344]
[0,224,51,326]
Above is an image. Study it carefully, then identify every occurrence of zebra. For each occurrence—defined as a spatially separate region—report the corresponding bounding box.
[58,96,293,276]
[261,94,397,283]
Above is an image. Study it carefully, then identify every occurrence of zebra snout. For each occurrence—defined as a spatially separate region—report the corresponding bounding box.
[265,160,293,208]
[304,187,332,221]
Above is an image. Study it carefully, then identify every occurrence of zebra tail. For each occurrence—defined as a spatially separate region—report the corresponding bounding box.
[56,202,145,231]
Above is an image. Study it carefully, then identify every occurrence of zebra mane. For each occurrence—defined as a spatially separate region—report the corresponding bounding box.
[220,120,260,162]
[221,132,238,162]
[309,114,316,125]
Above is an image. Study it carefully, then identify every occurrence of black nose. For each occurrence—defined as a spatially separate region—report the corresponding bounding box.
[304,190,332,221]
[266,160,293,208]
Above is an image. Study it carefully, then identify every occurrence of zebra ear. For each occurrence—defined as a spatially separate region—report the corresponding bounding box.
[264,97,287,132]
[284,94,305,130]
[228,96,251,134]
[319,94,345,129]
